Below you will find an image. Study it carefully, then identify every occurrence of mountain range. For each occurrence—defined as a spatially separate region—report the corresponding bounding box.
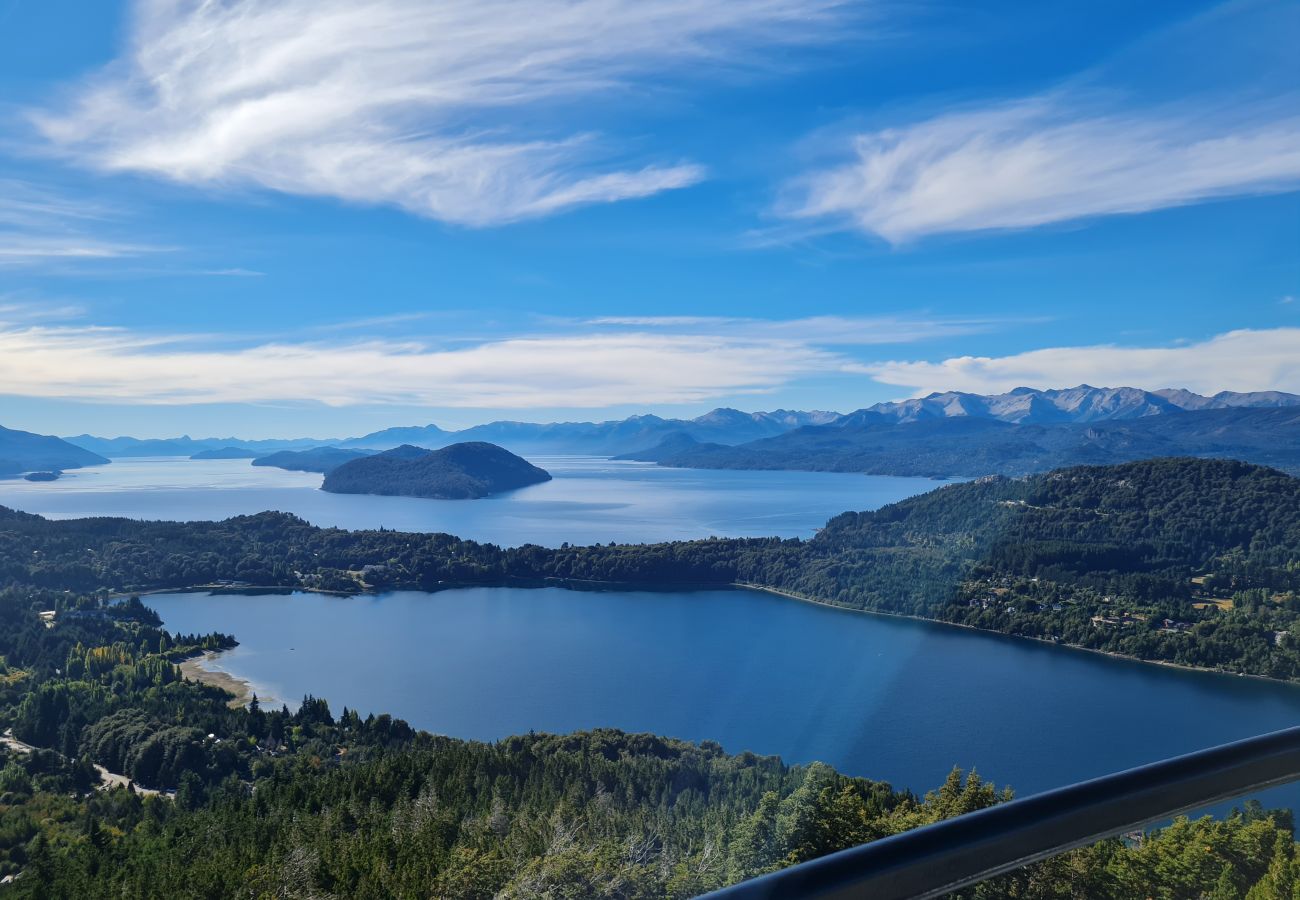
[25,386,1300,478]
[621,405,1300,477]
[334,408,841,455]
[842,386,1300,425]
[63,434,329,459]
[63,408,840,459]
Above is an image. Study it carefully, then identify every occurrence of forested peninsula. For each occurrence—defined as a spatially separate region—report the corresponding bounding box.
[1,457,1299,895]
[7,457,1298,681]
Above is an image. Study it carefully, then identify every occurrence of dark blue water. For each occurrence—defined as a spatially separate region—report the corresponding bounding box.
[149,586,1300,809]
[0,457,941,546]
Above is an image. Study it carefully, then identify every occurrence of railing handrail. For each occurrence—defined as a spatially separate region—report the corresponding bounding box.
[703,726,1300,900]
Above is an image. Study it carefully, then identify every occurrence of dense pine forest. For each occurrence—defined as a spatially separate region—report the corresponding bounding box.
[0,457,1299,895]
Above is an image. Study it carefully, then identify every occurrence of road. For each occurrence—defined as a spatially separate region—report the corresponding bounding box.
[2,728,166,797]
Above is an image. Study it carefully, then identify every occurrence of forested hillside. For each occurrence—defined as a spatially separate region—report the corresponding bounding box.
[792,458,1300,677]
[0,459,1298,893]
[0,579,1297,896]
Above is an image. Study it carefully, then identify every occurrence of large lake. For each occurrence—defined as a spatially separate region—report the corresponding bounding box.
[0,457,940,546]
[149,586,1300,811]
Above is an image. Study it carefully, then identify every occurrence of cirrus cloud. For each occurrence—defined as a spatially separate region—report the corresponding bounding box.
[33,0,848,225]
[783,97,1300,243]
[0,178,167,267]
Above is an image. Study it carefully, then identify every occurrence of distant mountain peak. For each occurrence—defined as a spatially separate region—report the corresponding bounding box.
[856,386,1300,426]
[692,408,755,426]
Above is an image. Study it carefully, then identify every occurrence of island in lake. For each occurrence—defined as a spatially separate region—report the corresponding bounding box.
[251,446,371,473]
[321,441,552,499]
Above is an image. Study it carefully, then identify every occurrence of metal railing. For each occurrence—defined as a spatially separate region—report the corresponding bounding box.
[704,726,1300,900]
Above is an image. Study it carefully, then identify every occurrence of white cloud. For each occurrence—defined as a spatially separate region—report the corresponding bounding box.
[0,320,843,408]
[0,178,165,266]
[0,236,164,266]
[34,0,845,225]
[0,178,111,229]
[587,316,741,328]
[0,309,1016,408]
[783,97,1300,242]
[866,328,1300,396]
[202,268,264,278]
[587,313,1029,344]
[0,298,86,322]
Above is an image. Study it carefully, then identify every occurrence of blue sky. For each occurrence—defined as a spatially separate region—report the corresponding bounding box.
[0,0,1296,438]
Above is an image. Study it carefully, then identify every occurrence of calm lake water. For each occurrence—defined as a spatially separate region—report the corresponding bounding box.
[0,457,941,546]
[149,586,1300,810]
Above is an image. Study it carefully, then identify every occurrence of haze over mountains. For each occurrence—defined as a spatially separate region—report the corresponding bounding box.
[64,408,841,458]
[0,425,109,476]
[63,434,328,459]
[251,447,370,474]
[333,408,841,455]
[0,386,1290,479]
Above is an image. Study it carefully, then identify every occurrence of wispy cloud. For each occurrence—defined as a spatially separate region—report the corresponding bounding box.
[309,312,435,332]
[587,316,740,328]
[0,325,831,407]
[0,178,167,267]
[34,0,848,225]
[865,328,1300,395]
[0,297,86,322]
[779,0,1300,243]
[201,268,264,278]
[585,313,1036,343]
[0,310,1001,408]
[0,178,112,229]
[0,236,166,266]
[782,96,1300,243]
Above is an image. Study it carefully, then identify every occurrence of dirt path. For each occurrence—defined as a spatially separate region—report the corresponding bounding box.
[3,728,165,797]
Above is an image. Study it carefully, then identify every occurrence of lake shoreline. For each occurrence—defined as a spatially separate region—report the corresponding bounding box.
[736,583,1297,688]
[145,582,1300,817]
[177,650,273,708]
[143,577,1300,690]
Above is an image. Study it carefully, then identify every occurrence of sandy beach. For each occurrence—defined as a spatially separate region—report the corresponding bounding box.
[178,651,272,708]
